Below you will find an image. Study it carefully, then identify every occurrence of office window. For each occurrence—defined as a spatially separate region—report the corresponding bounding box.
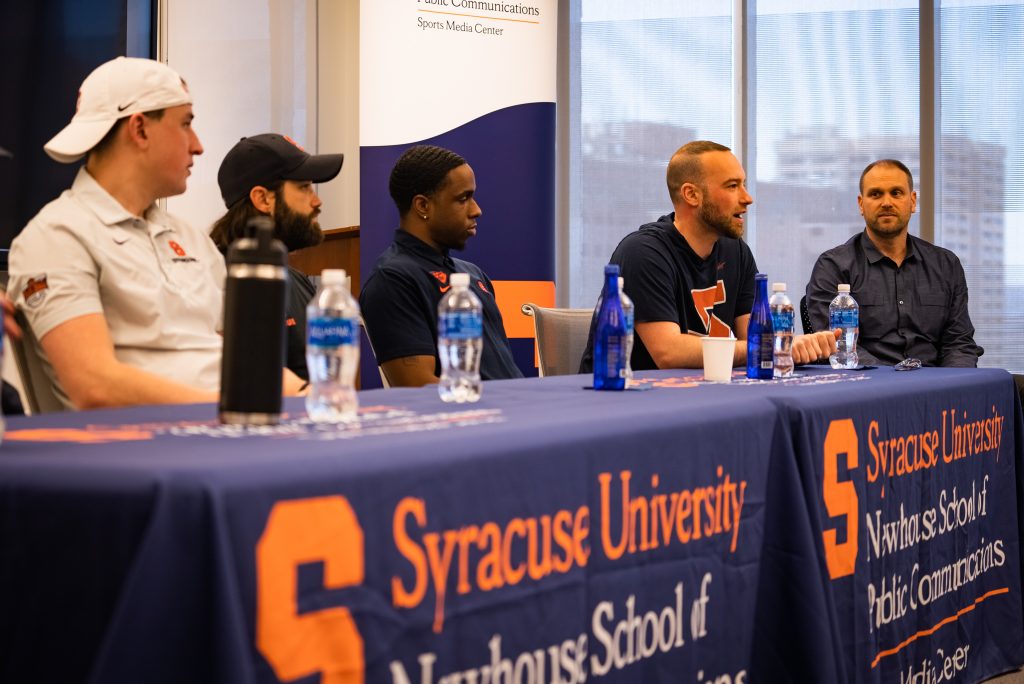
[567,0,1023,371]
[570,2,733,307]
[940,0,1024,371]
[752,1,920,308]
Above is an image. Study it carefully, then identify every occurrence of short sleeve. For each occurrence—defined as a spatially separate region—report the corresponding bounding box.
[734,241,758,317]
[359,268,438,364]
[8,220,104,340]
[617,236,680,326]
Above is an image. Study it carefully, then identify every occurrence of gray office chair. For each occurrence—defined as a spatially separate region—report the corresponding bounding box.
[521,303,593,377]
[9,309,66,413]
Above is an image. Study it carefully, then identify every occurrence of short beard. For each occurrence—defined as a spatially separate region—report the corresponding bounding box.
[274,197,323,252]
[699,197,742,239]
[867,216,908,239]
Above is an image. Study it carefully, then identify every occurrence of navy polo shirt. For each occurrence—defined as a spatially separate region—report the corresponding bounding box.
[360,230,523,380]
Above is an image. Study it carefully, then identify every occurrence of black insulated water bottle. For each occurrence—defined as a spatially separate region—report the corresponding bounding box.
[219,217,287,425]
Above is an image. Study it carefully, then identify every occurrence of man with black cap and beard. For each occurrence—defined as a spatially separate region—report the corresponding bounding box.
[212,133,344,381]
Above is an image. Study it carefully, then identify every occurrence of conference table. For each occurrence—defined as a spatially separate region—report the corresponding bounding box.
[0,366,1021,683]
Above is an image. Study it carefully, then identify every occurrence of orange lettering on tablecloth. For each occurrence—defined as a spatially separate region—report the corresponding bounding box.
[391,497,590,633]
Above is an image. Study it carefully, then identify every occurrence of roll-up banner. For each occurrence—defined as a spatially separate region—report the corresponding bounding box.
[359,0,557,388]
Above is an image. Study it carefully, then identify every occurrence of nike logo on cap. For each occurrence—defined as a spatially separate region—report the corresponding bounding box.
[117,101,136,112]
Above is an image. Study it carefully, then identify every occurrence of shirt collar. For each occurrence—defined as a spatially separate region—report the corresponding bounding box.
[859,230,917,264]
[660,213,721,264]
[71,167,161,228]
[394,229,455,269]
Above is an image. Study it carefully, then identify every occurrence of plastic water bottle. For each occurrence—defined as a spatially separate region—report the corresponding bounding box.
[618,276,634,385]
[594,264,627,390]
[306,269,360,422]
[769,282,795,378]
[746,273,775,379]
[829,284,860,369]
[438,272,483,403]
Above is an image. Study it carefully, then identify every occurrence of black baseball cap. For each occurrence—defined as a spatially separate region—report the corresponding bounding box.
[217,133,344,208]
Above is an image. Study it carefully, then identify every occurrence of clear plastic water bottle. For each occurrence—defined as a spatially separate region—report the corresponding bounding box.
[829,284,860,369]
[438,272,483,403]
[746,273,775,379]
[769,282,794,378]
[618,276,634,385]
[594,264,627,391]
[306,269,360,422]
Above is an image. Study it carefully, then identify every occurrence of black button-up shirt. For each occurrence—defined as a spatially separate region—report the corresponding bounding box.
[360,230,523,380]
[805,232,982,367]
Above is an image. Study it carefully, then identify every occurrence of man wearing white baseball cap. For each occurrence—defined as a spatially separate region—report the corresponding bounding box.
[7,57,234,409]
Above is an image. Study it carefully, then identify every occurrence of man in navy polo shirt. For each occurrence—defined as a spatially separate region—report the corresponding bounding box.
[360,145,522,387]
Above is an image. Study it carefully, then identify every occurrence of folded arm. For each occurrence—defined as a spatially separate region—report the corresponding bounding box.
[380,355,438,387]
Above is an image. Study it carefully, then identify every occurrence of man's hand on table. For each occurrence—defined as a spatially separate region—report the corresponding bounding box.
[792,329,841,365]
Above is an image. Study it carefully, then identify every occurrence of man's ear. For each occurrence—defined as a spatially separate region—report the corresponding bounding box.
[680,182,701,208]
[249,186,274,214]
[124,113,149,148]
[411,194,430,220]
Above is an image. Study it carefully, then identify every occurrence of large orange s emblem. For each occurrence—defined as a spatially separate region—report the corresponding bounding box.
[692,281,731,337]
[822,419,859,579]
[257,496,365,683]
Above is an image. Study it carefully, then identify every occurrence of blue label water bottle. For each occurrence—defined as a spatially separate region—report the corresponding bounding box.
[829,284,860,369]
[306,269,361,422]
[438,272,483,403]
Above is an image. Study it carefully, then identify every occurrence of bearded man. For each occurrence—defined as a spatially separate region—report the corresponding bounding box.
[580,140,837,372]
[212,134,344,380]
[805,159,982,367]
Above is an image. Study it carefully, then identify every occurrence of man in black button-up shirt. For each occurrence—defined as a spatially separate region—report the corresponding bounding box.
[806,159,982,367]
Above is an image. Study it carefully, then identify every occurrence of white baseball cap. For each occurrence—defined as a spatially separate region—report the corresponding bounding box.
[44,57,192,164]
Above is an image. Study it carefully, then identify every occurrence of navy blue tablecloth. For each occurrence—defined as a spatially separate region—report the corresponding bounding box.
[0,367,1020,684]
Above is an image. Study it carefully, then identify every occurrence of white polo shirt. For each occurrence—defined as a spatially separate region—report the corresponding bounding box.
[8,167,225,408]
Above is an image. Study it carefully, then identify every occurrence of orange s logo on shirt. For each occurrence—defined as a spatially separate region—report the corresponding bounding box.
[168,240,187,257]
[692,280,731,336]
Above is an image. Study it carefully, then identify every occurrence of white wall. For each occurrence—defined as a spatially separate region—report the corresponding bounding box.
[316,0,360,231]
[161,0,359,233]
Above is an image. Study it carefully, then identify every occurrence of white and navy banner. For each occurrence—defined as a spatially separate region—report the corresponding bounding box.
[359,0,557,386]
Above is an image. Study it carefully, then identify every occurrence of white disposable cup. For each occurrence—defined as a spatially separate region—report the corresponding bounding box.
[701,336,736,383]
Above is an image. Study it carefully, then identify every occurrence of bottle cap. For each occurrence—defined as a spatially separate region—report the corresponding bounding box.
[321,269,347,284]
[451,272,470,287]
[838,283,851,293]
[604,264,620,276]
[772,282,786,292]
[226,216,287,267]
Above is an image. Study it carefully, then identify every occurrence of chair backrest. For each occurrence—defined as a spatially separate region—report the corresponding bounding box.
[358,315,391,388]
[9,309,67,413]
[799,295,814,334]
[521,303,593,377]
